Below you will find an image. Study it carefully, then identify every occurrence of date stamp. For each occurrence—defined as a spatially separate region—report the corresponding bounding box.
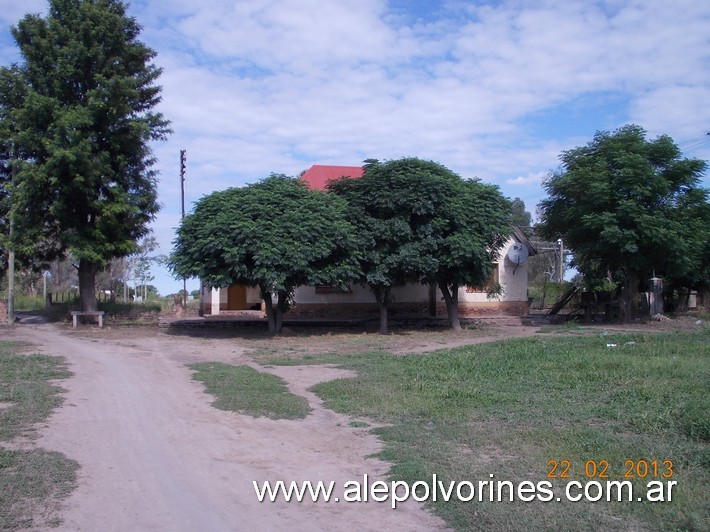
[547,459,674,479]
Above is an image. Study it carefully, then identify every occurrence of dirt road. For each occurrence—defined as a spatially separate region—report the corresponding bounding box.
[9,324,446,531]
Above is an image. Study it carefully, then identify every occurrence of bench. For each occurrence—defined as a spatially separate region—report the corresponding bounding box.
[71,311,105,328]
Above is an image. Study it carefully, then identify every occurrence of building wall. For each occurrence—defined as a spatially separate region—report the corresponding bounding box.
[201,238,532,318]
[201,285,262,314]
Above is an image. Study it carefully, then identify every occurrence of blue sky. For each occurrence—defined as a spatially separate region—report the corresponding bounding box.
[1,0,709,296]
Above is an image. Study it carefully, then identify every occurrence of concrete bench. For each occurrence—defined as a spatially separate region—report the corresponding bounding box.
[71,310,105,328]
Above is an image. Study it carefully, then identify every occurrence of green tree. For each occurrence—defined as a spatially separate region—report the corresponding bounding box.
[169,175,359,333]
[0,66,23,281]
[662,198,710,309]
[329,159,440,333]
[5,0,170,313]
[330,158,511,332]
[1,65,63,287]
[538,125,708,320]
[511,197,532,234]
[434,178,512,329]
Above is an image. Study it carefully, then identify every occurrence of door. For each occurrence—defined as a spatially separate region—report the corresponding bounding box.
[227,284,248,310]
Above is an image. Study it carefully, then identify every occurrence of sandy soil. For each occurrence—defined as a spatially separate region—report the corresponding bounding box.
[6,323,449,531]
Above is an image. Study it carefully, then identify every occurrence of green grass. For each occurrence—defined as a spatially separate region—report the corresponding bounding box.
[0,448,78,529]
[0,344,73,441]
[295,330,709,531]
[0,341,78,529]
[10,294,47,312]
[189,362,311,420]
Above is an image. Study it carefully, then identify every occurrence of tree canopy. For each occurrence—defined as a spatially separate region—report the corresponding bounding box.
[330,157,511,332]
[169,175,359,333]
[2,0,170,311]
[538,124,708,319]
[511,197,532,237]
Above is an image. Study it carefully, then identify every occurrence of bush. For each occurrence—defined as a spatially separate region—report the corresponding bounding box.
[98,300,161,316]
[528,281,575,309]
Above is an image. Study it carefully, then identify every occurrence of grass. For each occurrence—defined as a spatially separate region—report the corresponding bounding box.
[0,341,78,529]
[0,344,73,441]
[253,329,708,531]
[10,294,48,312]
[0,448,78,529]
[238,323,490,363]
[189,362,311,420]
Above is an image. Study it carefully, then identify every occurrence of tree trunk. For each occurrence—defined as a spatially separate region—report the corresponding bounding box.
[623,270,639,322]
[373,286,390,335]
[438,280,461,330]
[378,302,388,335]
[698,285,709,310]
[274,290,288,334]
[78,259,99,313]
[262,290,276,333]
[428,282,437,316]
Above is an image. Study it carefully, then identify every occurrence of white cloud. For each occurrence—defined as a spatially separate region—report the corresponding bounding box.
[506,172,549,187]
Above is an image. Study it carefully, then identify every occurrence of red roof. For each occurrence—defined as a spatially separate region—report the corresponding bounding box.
[301,165,364,190]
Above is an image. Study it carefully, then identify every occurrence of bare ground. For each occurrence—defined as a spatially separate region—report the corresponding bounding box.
[2,315,703,530]
[4,323,453,531]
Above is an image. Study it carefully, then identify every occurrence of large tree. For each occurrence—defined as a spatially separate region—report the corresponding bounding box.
[433,178,512,329]
[538,124,708,320]
[330,158,511,332]
[328,159,441,333]
[169,175,359,333]
[4,0,170,312]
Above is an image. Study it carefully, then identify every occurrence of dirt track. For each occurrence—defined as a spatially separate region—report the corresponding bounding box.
[8,323,450,531]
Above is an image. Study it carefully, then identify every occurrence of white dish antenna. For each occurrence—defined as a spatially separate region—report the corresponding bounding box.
[507,243,529,272]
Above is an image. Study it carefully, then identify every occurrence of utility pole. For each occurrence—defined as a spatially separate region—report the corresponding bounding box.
[7,144,16,325]
[180,149,187,309]
[558,238,564,284]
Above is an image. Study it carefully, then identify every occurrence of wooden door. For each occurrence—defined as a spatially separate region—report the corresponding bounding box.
[227,285,247,310]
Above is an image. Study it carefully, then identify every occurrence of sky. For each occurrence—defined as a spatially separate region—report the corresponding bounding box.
[1,0,709,296]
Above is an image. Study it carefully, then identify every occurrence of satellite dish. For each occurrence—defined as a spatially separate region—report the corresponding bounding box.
[507,243,529,271]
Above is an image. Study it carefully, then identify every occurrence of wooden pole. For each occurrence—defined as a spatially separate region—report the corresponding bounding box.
[180,149,187,309]
[7,146,16,325]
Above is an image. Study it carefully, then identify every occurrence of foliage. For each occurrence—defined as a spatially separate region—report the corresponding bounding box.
[538,125,708,320]
[432,175,512,327]
[97,300,161,316]
[169,174,359,333]
[3,0,170,312]
[662,200,710,301]
[589,277,619,293]
[0,65,63,281]
[527,280,574,309]
[511,197,532,235]
[329,158,511,332]
[328,159,443,333]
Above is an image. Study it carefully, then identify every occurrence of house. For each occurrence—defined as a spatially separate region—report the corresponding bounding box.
[200,165,537,319]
